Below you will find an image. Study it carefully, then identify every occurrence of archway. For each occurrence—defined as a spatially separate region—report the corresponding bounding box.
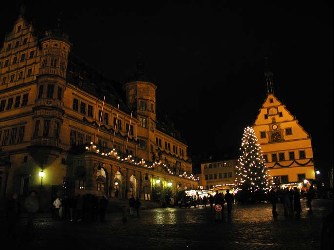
[114,171,122,198]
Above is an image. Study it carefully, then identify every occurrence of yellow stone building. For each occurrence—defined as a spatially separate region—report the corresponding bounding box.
[199,73,316,192]
[199,159,237,192]
[253,80,316,188]
[0,12,198,208]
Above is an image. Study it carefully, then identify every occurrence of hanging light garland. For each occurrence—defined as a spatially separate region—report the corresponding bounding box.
[85,141,199,181]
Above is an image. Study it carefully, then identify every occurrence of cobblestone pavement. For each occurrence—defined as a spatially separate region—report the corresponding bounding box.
[0,198,332,250]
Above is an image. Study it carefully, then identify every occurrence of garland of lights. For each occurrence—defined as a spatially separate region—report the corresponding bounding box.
[267,158,313,168]
[85,142,199,181]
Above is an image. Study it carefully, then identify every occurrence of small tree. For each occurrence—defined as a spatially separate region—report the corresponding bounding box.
[235,126,271,202]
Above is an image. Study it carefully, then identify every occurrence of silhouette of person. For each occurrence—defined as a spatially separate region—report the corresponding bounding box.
[5,192,21,239]
[225,189,234,215]
[269,188,278,218]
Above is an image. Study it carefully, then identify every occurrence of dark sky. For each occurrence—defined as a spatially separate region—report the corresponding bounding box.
[1,0,332,175]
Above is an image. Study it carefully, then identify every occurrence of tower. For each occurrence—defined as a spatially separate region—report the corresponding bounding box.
[124,60,157,161]
[31,17,71,165]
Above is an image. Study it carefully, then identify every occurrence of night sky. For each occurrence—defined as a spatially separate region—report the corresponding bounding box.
[1,1,332,176]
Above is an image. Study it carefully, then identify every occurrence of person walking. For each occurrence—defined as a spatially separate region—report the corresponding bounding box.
[225,189,234,215]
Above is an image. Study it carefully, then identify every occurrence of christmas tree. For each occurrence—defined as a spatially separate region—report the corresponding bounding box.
[235,126,271,201]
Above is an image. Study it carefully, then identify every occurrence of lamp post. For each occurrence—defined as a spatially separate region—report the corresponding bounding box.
[39,169,45,187]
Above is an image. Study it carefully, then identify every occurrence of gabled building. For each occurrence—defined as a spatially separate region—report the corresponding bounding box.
[252,70,316,189]
[0,10,198,208]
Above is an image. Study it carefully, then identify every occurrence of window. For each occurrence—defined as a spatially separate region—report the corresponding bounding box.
[73,98,79,111]
[272,153,277,162]
[17,25,22,32]
[47,84,54,98]
[10,74,15,82]
[6,98,13,110]
[20,54,26,62]
[269,98,273,103]
[27,68,32,77]
[281,175,288,184]
[18,71,23,79]
[285,128,292,135]
[138,139,147,149]
[54,121,60,138]
[51,58,57,67]
[13,57,17,64]
[88,105,93,117]
[33,120,40,138]
[260,131,266,139]
[2,129,9,145]
[139,116,147,128]
[264,114,268,119]
[2,77,6,84]
[279,152,285,161]
[41,59,47,68]
[70,130,77,145]
[80,102,86,114]
[104,113,109,125]
[299,150,306,159]
[4,60,9,67]
[6,44,11,51]
[139,100,147,111]
[289,151,295,160]
[77,133,84,145]
[57,87,62,100]
[14,96,21,108]
[9,128,17,145]
[279,112,283,117]
[23,38,28,44]
[297,174,306,182]
[21,94,28,106]
[0,100,6,111]
[38,85,44,99]
[17,126,25,143]
[29,51,34,58]
[15,41,19,48]
[263,154,268,162]
[43,120,50,137]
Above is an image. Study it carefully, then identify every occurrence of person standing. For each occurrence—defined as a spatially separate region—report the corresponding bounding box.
[225,189,234,215]
[24,190,39,229]
[293,187,302,217]
[53,196,62,220]
[134,197,141,217]
[5,193,21,239]
[129,195,135,216]
[99,195,109,222]
[269,188,278,219]
[306,185,315,213]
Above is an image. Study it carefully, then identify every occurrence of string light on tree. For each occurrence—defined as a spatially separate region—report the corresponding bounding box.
[235,126,272,196]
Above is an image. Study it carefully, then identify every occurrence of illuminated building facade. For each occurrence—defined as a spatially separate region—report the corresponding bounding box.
[252,71,316,189]
[199,159,238,192]
[0,11,198,208]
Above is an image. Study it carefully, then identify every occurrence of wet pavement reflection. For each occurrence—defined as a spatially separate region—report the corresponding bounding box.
[0,198,332,250]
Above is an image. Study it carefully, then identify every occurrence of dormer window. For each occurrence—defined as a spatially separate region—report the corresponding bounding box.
[269,98,273,103]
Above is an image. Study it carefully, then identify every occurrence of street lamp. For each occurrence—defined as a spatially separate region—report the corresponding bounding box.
[39,169,45,186]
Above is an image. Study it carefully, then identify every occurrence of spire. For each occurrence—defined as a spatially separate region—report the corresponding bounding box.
[264,57,274,94]
[19,2,26,17]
